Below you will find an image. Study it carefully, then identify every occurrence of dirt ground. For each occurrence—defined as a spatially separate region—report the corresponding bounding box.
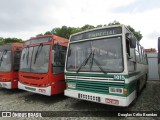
[0,80,159,120]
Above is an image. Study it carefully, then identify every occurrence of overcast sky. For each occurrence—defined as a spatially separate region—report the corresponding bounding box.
[0,0,160,50]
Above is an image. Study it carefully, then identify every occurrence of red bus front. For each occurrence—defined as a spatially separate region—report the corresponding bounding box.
[0,43,23,89]
[18,35,68,96]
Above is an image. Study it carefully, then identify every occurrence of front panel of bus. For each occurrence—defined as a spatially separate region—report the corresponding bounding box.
[0,50,13,88]
[64,26,129,106]
[18,36,66,95]
[0,45,22,89]
[64,25,148,106]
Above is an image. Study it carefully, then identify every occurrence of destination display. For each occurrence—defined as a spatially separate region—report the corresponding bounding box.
[24,37,52,46]
[70,27,122,41]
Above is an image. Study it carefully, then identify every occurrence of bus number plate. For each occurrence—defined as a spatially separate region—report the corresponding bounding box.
[114,75,125,80]
[78,93,100,102]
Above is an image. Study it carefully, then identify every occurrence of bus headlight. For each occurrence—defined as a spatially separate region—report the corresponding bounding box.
[109,87,123,94]
[67,83,76,88]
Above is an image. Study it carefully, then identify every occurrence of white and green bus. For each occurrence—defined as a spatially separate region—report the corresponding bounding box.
[64,25,148,107]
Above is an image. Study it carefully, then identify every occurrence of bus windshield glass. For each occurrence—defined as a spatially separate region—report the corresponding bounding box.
[20,45,50,73]
[66,37,123,73]
[0,51,12,72]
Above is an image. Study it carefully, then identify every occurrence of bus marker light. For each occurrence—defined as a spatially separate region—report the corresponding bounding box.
[123,88,128,94]
[105,98,119,105]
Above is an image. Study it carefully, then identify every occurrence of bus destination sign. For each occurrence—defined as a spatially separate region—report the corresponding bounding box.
[71,27,122,41]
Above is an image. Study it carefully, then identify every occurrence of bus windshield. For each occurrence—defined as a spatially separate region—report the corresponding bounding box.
[20,45,50,73]
[66,37,123,73]
[0,51,12,72]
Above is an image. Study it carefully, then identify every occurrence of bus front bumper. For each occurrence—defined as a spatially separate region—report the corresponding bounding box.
[0,82,12,89]
[65,89,136,107]
[18,82,51,96]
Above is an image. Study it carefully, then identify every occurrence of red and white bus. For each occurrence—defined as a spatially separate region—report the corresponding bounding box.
[0,43,23,89]
[18,35,68,96]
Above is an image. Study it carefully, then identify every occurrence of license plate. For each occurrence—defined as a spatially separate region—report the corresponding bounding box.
[105,98,119,105]
[25,86,36,91]
[78,93,101,102]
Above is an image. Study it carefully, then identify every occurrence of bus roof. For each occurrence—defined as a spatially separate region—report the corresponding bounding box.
[24,35,68,47]
[70,24,124,37]
[0,43,23,51]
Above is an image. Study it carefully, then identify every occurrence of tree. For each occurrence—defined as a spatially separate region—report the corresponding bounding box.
[54,26,72,39]
[80,24,95,31]
[0,37,24,45]
[36,33,43,37]
[108,20,120,26]
[44,31,52,35]
[53,25,95,39]
[127,25,143,41]
[0,37,4,45]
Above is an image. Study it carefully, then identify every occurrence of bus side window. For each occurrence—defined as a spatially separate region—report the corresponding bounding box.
[14,51,21,71]
[135,43,140,62]
[52,44,67,74]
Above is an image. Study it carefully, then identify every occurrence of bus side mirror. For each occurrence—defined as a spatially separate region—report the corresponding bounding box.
[130,37,136,48]
[126,33,136,48]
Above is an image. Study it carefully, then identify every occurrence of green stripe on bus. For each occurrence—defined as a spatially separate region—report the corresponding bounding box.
[65,72,140,78]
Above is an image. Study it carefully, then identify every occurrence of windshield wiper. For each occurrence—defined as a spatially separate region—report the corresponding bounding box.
[34,43,43,64]
[76,50,106,74]
[89,49,106,74]
[89,49,95,71]
[0,50,7,67]
[76,51,93,73]
[92,58,106,74]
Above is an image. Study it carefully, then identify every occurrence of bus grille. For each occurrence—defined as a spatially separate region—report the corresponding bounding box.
[68,79,124,94]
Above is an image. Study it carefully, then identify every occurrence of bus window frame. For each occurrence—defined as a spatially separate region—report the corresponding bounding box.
[66,35,124,73]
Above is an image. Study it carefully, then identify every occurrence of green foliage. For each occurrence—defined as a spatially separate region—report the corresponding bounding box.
[127,25,143,41]
[80,24,95,31]
[54,26,74,39]
[0,37,24,45]
[108,20,120,26]
[44,31,52,35]
[54,25,95,39]
[36,33,43,37]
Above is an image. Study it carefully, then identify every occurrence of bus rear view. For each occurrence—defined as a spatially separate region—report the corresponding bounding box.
[18,35,68,96]
[0,43,23,89]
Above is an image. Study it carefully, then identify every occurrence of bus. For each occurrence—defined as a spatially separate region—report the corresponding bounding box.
[0,43,23,89]
[158,37,160,79]
[18,35,68,96]
[64,25,148,107]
